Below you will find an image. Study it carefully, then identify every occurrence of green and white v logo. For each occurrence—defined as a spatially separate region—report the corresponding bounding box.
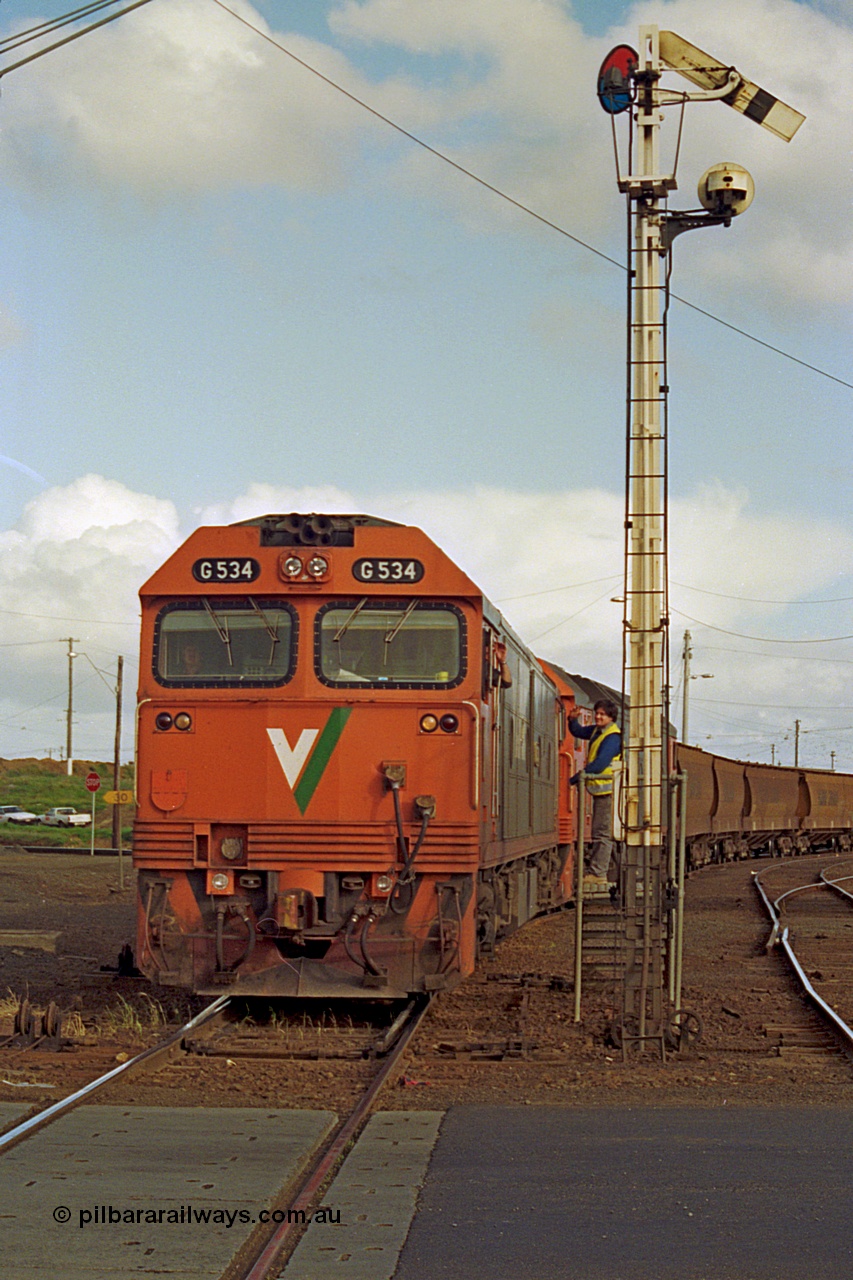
[267,708,351,814]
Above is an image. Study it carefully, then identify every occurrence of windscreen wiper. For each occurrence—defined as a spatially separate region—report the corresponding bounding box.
[384,600,418,648]
[333,597,368,641]
[248,598,280,665]
[202,598,233,667]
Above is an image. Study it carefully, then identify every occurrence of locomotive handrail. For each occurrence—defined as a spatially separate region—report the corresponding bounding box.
[573,773,586,1024]
[462,700,480,810]
[133,697,152,807]
[674,771,688,1013]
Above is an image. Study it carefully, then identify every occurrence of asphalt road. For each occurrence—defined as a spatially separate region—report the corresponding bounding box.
[392,1106,853,1280]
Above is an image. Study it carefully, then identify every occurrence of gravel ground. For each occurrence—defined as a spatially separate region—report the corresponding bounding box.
[1,846,851,1114]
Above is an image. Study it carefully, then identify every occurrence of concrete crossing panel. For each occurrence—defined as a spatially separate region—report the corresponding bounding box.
[2,1104,334,1278]
[282,1111,443,1280]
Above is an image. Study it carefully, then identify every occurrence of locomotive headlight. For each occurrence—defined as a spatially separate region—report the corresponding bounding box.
[419,714,438,733]
[306,555,329,578]
[174,712,192,731]
[211,872,230,892]
[220,836,243,862]
[375,873,394,895]
[282,556,303,579]
[155,712,173,732]
[439,714,460,734]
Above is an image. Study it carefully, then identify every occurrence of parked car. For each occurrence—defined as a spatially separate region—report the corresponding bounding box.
[41,807,92,827]
[0,805,40,824]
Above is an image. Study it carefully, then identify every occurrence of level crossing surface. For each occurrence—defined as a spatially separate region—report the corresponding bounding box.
[3,1103,852,1278]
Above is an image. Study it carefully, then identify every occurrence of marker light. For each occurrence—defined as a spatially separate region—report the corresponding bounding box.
[439,714,460,734]
[155,712,173,731]
[375,874,394,895]
[306,555,329,578]
[211,872,230,892]
[282,556,303,579]
[174,712,192,731]
[419,714,439,733]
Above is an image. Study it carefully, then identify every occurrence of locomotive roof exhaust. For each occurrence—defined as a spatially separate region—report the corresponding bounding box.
[235,512,402,548]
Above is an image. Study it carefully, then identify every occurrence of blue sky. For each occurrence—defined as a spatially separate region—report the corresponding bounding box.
[0,0,850,769]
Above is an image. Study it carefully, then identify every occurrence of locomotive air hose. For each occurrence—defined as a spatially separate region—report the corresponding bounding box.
[344,910,365,971]
[359,911,383,976]
[389,784,430,914]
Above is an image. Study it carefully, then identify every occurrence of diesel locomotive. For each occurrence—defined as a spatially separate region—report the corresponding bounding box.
[133,511,853,999]
[134,512,586,998]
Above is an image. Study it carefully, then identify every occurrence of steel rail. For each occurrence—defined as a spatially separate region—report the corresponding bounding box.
[819,870,853,903]
[239,995,432,1280]
[752,868,853,1053]
[0,995,231,1154]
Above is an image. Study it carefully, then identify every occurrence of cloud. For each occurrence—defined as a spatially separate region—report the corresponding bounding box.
[0,0,847,312]
[1,473,851,765]
[0,0,380,196]
[0,477,181,759]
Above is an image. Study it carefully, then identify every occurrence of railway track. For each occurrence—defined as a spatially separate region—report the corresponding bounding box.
[230,996,432,1280]
[754,858,853,1060]
[0,995,231,1154]
[0,993,431,1279]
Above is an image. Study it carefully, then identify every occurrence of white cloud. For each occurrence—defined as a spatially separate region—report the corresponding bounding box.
[0,0,847,310]
[2,474,852,765]
[0,477,182,759]
[0,0,379,195]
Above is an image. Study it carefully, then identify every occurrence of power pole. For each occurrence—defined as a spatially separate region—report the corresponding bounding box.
[112,655,124,852]
[794,719,800,767]
[831,751,836,772]
[64,638,79,777]
[681,631,692,744]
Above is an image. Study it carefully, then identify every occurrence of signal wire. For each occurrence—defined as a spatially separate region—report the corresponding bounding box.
[210,0,852,392]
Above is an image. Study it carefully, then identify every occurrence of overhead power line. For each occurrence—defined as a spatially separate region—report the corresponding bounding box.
[211,0,851,392]
[0,0,155,81]
[672,607,853,645]
[671,580,853,606]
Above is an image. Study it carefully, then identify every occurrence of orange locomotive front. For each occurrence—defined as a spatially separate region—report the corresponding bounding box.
[134,513,578,998]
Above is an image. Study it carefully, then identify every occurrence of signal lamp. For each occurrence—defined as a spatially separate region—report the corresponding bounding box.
[375,874,394,895]
[439,714,460,734]
[306,555,329,578]
[211,872,230,892]
[174,712,192,731]
[419,714,439,733]
[155,712,173,731]
[282,556,303,578]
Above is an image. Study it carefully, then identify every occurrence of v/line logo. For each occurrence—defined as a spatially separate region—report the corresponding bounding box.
[266,708,352,814]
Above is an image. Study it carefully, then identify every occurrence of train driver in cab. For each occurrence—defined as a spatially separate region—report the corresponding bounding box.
[569,699,622,890]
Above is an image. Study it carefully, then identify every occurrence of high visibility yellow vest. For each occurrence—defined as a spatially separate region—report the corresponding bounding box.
[585,722,621,796]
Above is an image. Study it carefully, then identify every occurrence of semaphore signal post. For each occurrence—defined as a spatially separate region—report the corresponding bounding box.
[597,25,804,1056]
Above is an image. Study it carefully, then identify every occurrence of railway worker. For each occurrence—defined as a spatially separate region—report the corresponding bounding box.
[569,699,622,891]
